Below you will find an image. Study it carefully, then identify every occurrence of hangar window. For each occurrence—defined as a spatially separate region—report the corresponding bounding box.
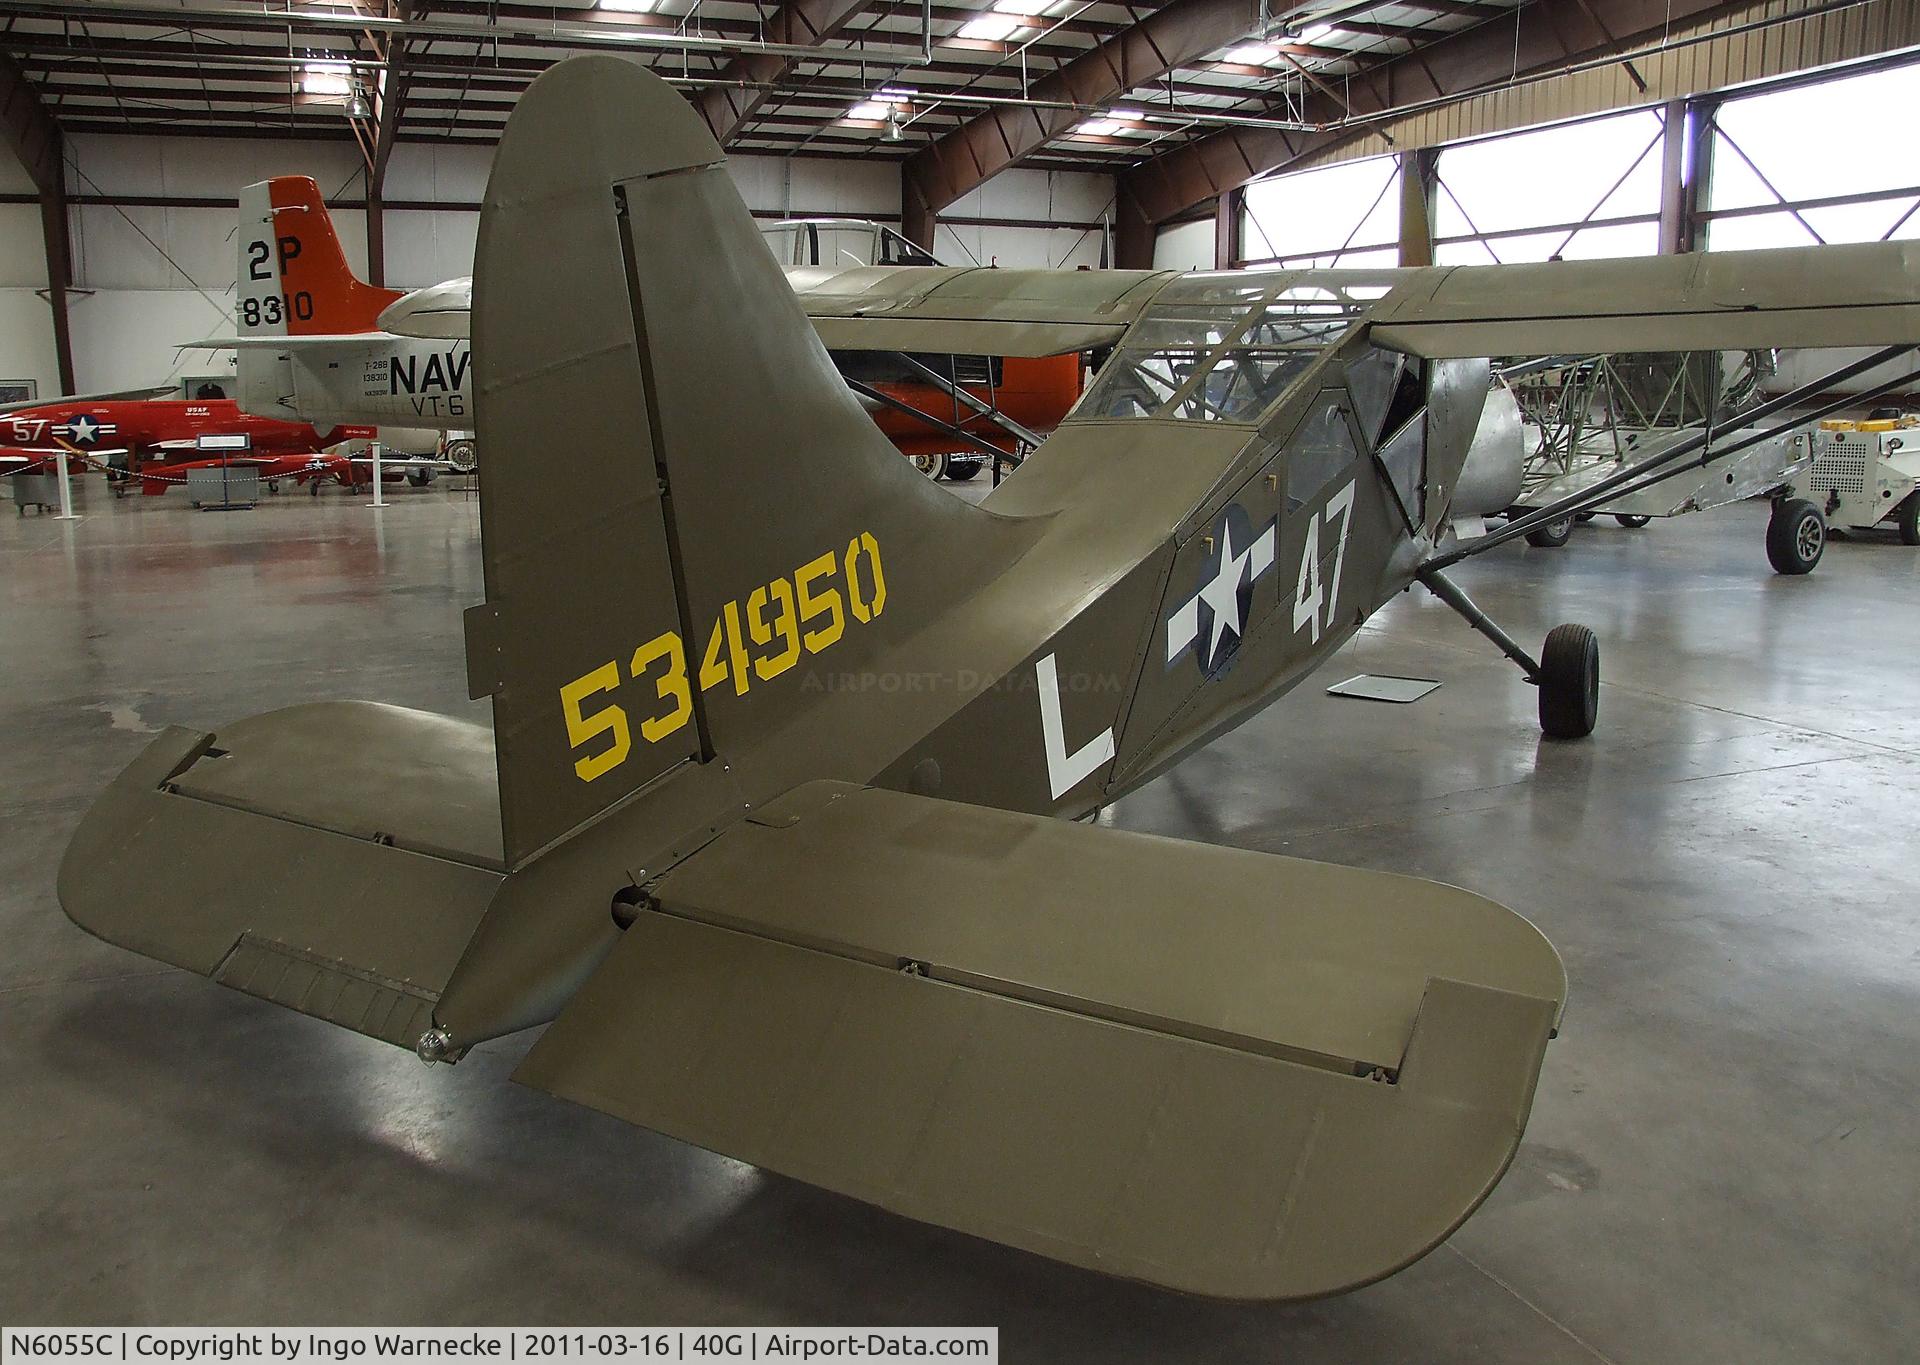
[1434,108,1665,263]
[1703,64,1920,251]
[1240,155,1402,269]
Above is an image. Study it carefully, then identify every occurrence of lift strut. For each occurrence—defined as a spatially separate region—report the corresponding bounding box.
[1416,567,1542,681]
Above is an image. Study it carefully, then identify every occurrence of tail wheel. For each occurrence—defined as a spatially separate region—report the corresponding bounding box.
[1766,498,1825,575]
[1897,492,1920,546]
[1614,514,1652,528]
[1538,623,1599,739]
[1525,515,1574,549]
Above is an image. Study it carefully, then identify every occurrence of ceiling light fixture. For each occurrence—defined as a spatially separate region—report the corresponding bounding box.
[1224,42,1278,65]
[300,60,352,97]
[596,0,660,12]
[957,14,1024,41]
[1298,22,1337,42]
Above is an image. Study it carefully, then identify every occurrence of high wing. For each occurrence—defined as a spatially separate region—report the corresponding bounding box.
[790,263,1176,356]
[373,260,1176,358]
[1372,243,1920,357]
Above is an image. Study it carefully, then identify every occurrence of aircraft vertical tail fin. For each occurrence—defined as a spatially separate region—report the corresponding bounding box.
[467,56,1024,868]
[238,176,402,337]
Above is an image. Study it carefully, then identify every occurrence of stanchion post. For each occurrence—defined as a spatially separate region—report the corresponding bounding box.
[53,452,78,520]
[368,441,386,509]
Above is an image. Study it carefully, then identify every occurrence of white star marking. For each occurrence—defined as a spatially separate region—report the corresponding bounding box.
[61,414,100,444]
[1165,515,1276,668]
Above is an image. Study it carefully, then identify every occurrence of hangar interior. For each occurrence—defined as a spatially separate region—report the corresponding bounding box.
[3,0,1919,1358]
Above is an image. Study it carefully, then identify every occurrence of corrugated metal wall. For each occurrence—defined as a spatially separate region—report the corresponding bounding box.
[1291,0,1920,171]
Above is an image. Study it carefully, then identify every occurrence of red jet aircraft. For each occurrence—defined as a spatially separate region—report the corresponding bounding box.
[0,397,373,494]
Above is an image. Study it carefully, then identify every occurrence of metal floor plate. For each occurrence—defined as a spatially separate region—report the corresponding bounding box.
[1326,674,1443,704]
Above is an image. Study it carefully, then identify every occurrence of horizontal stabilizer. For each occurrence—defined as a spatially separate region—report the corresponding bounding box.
[515,781,1565,1299]
[58,705,506,1050]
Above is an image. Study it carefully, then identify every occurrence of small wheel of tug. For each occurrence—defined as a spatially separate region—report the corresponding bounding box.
[1615,514,1652,528]
[1897,492,1920,546]
[1538,623,1599,739]
[910,451,947,480]
[1766,498,1825,575]
[1526,515,1575,549]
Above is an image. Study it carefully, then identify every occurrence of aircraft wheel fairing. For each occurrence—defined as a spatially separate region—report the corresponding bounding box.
[1538,624,1599,739]
[1767,498,1825,574]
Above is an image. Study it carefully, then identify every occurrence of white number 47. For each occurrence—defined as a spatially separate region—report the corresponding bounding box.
[1292,481,1356,643]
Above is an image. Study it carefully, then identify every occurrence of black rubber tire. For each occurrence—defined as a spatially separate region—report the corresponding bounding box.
[1614,514,1652,528]
[1525,515,1574,549]
[1766,498,1825,574]
[1538,623,1600,739]
[1898,492,1920,546]
[944,458,982,482]
[1574,511,1596,523]
[407,471,431,488]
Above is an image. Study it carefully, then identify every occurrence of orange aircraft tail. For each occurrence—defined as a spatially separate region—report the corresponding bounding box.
[238,176,402,337]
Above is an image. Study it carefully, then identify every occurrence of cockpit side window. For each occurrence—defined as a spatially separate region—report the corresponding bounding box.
[1071,272,1396,427]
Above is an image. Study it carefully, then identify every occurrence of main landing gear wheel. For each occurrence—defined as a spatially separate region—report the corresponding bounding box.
[1766,498,1825,575]
[444,438,477,474]
[1537,623,1600,739]
[1417,567,1601,741]
[1525,515,1575,549]
[945,458,982,482]
[1897,492,1920,546]
[1574,511,1596,523]
[1614,514,1652,528]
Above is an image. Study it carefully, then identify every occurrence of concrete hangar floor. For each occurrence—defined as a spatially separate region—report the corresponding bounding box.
[2,478,1915,1361]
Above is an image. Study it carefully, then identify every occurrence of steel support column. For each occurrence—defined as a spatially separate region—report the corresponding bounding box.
[1398,147,1439,267]
[1214,186,1241,269]
[2,51,75,391]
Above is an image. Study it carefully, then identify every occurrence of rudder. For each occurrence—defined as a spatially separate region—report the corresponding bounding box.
[468,57,1021,867]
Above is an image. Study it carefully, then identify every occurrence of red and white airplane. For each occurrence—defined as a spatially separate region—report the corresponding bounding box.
[0,394,376,494]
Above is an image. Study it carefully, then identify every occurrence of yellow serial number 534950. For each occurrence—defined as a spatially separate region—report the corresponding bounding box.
[557,532,886,782]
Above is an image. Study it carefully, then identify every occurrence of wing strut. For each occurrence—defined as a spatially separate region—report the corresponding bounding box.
[1427,342,1920,570]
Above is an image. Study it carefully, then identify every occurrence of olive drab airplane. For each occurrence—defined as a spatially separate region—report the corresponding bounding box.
[62,58,1920,1301]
